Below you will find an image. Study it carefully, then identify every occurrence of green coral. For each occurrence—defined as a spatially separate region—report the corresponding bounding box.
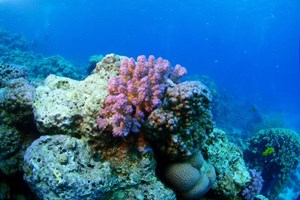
[245,128,300,199]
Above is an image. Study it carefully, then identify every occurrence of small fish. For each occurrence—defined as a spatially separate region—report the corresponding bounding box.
[262,147,275,156]
[211,89,217,94]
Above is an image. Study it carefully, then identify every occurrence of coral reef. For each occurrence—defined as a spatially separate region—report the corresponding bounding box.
[0,28,29,51]
[23,135,116,199]
[242,169,264,200]
[0,28,83,80]
[0,65,35,129]
[0,64,28,87]
[201,128,252,199]
[0,64,38,175]
[97,55,186,137]
[110,178,176,200]
[184,74,263,139]
[33,54,120,139]
[1,77,35,125]
[145,81,213,160]
[23,134,174,199]
[33,55,84,80]
[1,47,278,200]
[244,128,300,199]
[164,151,216,199]
[0,124,22,161]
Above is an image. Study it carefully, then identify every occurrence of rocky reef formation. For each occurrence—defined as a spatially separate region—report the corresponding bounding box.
[0,64,38,175]
[28,54,217,199]
[0,51,272,200]
[0,28,83,80]
[201,128,253,199]
[33,54,120,140]
[23,134,175,200]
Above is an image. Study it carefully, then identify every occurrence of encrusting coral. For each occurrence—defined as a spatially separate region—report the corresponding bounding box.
[201,128,252,199]
[145,81,213,160]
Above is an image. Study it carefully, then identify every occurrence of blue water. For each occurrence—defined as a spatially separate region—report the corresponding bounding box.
[1,0,299,121]
[1,1,300,199]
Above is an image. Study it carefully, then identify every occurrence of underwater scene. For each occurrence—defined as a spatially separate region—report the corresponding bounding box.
[0,0,300,199]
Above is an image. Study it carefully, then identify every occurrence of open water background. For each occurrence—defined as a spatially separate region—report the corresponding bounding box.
[0,0,299,129]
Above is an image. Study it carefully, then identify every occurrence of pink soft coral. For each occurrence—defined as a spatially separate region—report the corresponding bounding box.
[97,55,186,137]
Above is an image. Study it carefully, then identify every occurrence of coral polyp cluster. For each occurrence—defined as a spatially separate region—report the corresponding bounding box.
[97,55,187,137]
[145,81,213,160]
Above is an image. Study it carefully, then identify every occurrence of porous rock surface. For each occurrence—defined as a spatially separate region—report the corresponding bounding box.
[23,134,175,200]
[33,54,120,138]
[0,64,37,175]
[202,128,251,199]
[23,135,115,200]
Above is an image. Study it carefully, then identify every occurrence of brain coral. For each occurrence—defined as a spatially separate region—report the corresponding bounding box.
[164,163,201,192]
[244,128,300,199]
[145,81,213,160]
[164,151,215,199]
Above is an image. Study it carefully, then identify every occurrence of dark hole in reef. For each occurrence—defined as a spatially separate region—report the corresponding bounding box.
[0,171,37,199]
[87,164,94,168]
